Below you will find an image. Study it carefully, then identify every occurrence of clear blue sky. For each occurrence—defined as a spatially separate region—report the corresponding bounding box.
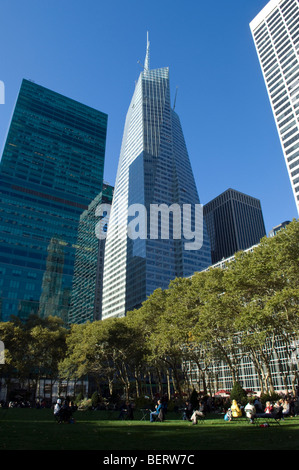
[0,0,297,234]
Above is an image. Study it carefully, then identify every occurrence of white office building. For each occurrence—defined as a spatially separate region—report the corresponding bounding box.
[250,0,299,214]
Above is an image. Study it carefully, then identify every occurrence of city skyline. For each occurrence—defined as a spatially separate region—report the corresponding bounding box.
[0,0,298,238]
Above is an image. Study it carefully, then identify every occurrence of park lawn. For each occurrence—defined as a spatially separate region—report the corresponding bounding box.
[0,408,299,451]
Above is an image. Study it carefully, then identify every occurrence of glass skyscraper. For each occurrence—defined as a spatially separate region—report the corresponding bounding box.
[203,188,266,264]
[250,0,299,214]
[0,79,107,322]
[69,183,113,324]
[101,36,211,320]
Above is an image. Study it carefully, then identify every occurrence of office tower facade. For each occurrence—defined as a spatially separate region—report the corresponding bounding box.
[69,183,113,324]
[250,0,299,214]
[203,188,266,264]
[269,219,291,236]
[38,237,68,322]
[101,37,211,320]
[0,79,107,322]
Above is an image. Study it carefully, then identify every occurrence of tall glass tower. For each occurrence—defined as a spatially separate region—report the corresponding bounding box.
[250,0,299,214]
[69,183,114,324]
[0,79,107,322]
[101,36,211,319]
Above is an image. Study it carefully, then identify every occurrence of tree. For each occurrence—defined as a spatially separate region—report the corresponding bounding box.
[192,268,242,386]
[0,315,67,402]
[226,220,299,393]
[230,381,247,404]
[27,316,68,401]
[0,321,27,400]
[150,277,198,397]
[59,321,113,397]
[126,288,168,397]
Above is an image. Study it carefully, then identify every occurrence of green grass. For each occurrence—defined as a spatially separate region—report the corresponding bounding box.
[0,408,299,450]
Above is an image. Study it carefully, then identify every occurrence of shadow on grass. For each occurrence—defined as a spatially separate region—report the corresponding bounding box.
[1,408,299,450]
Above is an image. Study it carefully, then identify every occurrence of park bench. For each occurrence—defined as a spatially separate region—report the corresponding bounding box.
[254,412,281,426]
[231,412,281,426]
[231,415,251,424]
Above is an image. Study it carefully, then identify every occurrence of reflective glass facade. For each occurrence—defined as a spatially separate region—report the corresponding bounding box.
[203,188,266,264]
[0,79,107,322]
[69,183,113,324]
[101,49,211,319]
[250,0,299,214]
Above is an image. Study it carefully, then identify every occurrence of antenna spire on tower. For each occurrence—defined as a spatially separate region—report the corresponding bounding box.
[144,31,150,71]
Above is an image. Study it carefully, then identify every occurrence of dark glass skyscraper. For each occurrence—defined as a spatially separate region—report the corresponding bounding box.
[101,36,211,319]
[69,183,114,324]
[0,79,107,322]
[203,188,266,264]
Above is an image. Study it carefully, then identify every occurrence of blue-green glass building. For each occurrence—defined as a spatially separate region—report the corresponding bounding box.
[68,183,114,324]
[0,79,107,322]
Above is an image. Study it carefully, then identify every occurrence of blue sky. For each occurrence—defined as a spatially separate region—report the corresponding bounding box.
[0,0,297,234]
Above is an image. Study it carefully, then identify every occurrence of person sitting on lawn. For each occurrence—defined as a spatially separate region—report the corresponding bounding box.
[60,399,72,422]
[127,402,134,420]
[282,398,290,418]
[224,408,232,421]
[231,400,242,418]
[54,398,62,422]
[245,400,256,423]
[118,401,128,420]
[253,397,263,413]
[264,401,274,414]
[190,408,205,425]
[150,400,163,422]
[183,401,193,421]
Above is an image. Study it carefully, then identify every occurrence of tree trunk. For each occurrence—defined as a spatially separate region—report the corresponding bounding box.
[148,371,154,399]
[166,369,171,400]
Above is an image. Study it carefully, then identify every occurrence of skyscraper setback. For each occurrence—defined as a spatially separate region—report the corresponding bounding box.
[250,0,299,214]
[101,36,211,320]
[0,79,107,322]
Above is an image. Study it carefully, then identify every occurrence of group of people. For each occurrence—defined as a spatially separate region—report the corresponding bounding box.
[182,400,205,425]
[53,398,77,423]
[7,400,31,408]
[51,392,296,425]
[224,397,294,424]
